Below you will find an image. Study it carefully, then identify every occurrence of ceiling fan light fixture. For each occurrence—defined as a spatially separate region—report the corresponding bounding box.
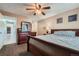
[36,9,41,14]
[26,3,51,16]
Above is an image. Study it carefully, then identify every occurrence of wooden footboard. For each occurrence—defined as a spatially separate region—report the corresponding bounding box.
[27,35,79,56]
[29,43,50,56]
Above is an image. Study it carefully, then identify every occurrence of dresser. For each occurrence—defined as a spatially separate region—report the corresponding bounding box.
[17,22,36,44]
[17,28,36,45]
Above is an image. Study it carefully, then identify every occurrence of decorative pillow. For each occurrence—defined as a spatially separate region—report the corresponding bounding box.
[54,31,75,37]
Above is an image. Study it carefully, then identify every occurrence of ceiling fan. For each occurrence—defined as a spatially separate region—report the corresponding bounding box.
[26,3,51,15]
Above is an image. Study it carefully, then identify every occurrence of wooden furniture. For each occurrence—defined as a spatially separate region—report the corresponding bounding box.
[17,28,28,44]
[27,29,79,56]
[17,28,36,44]
[51,29,79,36]
[17,21,36,44]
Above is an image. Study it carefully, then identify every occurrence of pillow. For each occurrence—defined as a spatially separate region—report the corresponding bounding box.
[54,31,75,37]
[65,31,75,37]
[54,31,64,35]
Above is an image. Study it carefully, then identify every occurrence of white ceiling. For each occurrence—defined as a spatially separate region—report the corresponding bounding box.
[0,3,79,22]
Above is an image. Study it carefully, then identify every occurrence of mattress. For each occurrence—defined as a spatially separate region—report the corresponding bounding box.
[35,34,79,51]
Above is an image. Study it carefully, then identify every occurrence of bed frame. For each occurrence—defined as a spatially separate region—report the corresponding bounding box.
[27,29,79,56]
[51,29,79,36]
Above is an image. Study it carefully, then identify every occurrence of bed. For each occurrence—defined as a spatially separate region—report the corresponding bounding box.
[27,29,79,56]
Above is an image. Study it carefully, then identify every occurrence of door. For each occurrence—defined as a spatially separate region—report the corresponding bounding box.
[5,22,16,45]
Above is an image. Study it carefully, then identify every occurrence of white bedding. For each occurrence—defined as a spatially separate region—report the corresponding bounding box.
[35,34,79,51]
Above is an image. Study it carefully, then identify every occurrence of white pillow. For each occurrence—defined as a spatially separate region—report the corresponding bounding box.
[54,31,75,37]
[54,31,64,35]
[65,31,75,37]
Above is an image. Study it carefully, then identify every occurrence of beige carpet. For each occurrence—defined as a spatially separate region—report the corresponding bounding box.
[0,43,32,56]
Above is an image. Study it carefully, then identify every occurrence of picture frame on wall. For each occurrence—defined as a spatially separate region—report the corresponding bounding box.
[68,14,77,22]
[57,17,63,24]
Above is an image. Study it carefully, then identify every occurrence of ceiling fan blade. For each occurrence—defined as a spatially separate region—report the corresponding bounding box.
[35,3,41,9]
[33,13,36,15]
[35,3,38,9]
[26,8,35,10]
[41,12,45,15]
[38,4,41,9]
[42,6,51,9]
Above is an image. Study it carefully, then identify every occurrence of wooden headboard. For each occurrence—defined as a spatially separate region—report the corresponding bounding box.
[51,29,79,36]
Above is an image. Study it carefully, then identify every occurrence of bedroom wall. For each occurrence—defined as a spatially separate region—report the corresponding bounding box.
[32,22,38,33]
[38,7,79,35]
[17,16,27,28]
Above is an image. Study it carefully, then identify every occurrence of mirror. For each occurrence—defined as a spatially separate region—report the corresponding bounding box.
[21,22,32,32]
